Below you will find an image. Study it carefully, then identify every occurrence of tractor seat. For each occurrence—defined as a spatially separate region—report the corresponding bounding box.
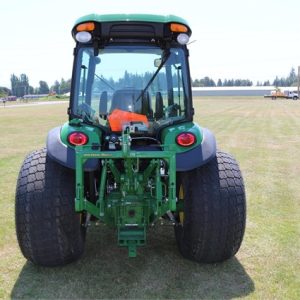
[110,89,140,113]
[110,89,153,117]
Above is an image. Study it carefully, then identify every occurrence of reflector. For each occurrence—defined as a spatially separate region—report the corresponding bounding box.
[68,132,88,146]
[176,133,196,147]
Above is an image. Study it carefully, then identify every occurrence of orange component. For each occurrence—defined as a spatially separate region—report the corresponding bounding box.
[108,109,149,132]
[170,23,188,33]
[76,22,95,32]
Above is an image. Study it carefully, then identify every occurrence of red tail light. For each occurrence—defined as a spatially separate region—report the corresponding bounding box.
[176,133,196,147]
[68,132,88,146]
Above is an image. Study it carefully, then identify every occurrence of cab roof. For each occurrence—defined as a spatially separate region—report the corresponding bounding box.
[72,14,191,45]
[74,13,190,28]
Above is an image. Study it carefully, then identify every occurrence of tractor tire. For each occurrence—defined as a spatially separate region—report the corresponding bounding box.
[15,148,86,267]
[175,151,246,263]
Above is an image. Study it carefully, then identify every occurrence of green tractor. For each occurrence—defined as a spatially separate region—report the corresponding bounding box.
[15,14,246,266]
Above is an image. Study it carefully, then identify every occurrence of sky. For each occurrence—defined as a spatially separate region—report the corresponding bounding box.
[0,0,299,89]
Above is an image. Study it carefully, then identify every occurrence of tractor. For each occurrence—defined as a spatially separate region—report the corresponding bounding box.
[15,14,246,266]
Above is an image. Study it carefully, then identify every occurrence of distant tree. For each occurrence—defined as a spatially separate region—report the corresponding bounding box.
[28,86,34,94]
[10,73,30,97]
[60,78,71,94]
[191,77,216,87]
[226,79,234,86]
[273,76,280,87]
[235,79,242,86]
[263,80,270,86]
[20,74,29,94]
[192,79,201,87]
[273,76,286,87]
[0,86,11,97]
[222,78,252,87]
[51,80,61,94]
[272,67,298,87]
[200,76,216,87]
[241,79,252,86]
[10,74,18,96]
[217,79,222,86]
[38,81,49,94]
[287,67,297,86]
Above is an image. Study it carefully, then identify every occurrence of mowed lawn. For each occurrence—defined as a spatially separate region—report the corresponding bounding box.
[0,97,299,299]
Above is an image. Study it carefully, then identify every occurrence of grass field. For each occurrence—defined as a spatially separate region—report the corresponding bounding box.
[0,97,299,299]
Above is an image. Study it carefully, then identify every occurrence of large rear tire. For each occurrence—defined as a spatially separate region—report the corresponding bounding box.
[15,148,86,267]
[175,151,246,263]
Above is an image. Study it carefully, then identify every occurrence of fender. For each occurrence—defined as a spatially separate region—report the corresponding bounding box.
[176,127,216,171]
[46,127,99,171]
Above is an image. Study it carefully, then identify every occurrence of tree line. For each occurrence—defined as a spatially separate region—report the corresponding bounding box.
[191,67,298,88]
[1,67,298,98]
[192,77,253,87]
[6,74,71,98]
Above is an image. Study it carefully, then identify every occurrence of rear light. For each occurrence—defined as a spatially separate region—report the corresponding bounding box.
[75,22,95,43]
[177,33,190,45]
[68,132,88,146]
[75,31,92,43]
[176,133,196,147]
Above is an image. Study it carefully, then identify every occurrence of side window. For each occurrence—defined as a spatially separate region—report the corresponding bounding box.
[78,51,90,106]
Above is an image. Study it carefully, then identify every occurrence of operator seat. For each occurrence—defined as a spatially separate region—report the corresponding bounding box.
[110,89,139,112]
[110,89,152,118]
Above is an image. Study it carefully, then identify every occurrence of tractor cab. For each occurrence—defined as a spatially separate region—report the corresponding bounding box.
[70,14,193,138]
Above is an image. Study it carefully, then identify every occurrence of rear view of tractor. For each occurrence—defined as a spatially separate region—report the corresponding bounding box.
[15,14,246,266]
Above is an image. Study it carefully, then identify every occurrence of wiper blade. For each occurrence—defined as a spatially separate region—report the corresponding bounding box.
[135,51,171,103]
[95,74,115,91]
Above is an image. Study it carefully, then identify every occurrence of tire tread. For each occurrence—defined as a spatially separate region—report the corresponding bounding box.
[175,151,246,263]
[15,148,85,267]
